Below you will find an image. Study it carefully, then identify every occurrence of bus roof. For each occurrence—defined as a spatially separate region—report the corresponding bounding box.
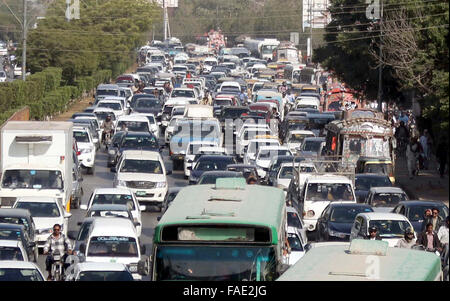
[154,179,286,244]
[277,240,441,281]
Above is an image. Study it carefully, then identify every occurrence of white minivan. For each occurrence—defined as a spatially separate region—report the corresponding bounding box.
[79,218,144,280]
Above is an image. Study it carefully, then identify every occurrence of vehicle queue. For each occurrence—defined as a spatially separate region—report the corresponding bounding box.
[0,36,448,281]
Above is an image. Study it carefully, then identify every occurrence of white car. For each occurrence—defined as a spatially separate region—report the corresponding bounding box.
[93,107,117,128]
[0,71,7,82]
[275,162,296,192]
[236,126,274,158]
[13,196,72,248]
[130,113,160,138]
[285,130,315,154]
[113,150,170,211]
[74,116,102,144]
[350,212,415,247]
[0,261,45,281]
[287,226,308,266]
[254,145,292,178]
[287,206,308,244]
[0,240,29,261]
[169,87,198,102]
[96,100,126,118]
[65,262,134,281]
[183,141,219,178]
[295,97,320,111]
[73,126,96,175]
[80,188,144,237]
[164,116,183,144]
[297,162,318,193]
[243,138,280,166]
[117,114,152,135]
[302,175,356,232]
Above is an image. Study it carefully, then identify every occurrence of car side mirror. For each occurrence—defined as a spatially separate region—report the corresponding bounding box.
[140,244,146,255]
[110,166,117,173]
[156,216,161,222]
[137,259,150,276]
[166,170,172,175]
[65,212,72,218]
[304,243,312,252]
[80,204,88,210]
[67,231,78,240]
[134,222,141,227]
[79,243,86,254]
[29,242,36,248]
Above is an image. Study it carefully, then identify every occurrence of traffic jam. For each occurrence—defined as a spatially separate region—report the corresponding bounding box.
[0,33,448,282]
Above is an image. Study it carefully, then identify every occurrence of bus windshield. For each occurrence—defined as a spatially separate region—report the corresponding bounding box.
[155,245,277,281]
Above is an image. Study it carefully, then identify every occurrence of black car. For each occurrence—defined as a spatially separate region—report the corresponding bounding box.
[129,94,157,112]
[161,187,184,214]
[130,97,163,120]
[316,203,374,242]
[111,131,160,170]
[392,201,449,232]
[188,155,237,185]
[107,131,127,167]
[354,173,392,203]
[227,164,259,182]
[0,223,37,262]
[197,171,244,185]
[266,156,305,186]
[219,106,250,131]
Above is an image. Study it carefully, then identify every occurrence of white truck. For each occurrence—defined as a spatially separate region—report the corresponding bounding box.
[243,38,280,61]
[0,122,74,212]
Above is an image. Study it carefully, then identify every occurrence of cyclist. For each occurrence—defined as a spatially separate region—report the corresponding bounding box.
[43,224,73,281]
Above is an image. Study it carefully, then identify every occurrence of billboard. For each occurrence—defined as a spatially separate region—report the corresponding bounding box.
[154,0,179,8]
[302,0,331,30]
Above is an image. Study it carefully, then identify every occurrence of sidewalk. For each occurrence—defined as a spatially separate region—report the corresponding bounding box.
[395,155,449,207]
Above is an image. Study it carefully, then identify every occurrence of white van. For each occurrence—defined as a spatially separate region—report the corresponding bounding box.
[183,105,214,119]
[79,218,144,280]
[295,97,321,111]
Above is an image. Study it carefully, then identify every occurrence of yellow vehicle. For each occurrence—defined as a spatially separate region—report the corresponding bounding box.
[356,157,395,184]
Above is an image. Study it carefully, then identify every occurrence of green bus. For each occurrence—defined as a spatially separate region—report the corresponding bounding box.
[277,240,443,281]
[151,178,288,281]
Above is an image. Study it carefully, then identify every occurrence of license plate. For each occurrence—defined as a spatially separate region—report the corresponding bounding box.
[136,191,146,196]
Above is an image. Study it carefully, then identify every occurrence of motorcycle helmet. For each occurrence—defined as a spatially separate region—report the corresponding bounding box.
[369,226,378,233]
[404,227,414,240]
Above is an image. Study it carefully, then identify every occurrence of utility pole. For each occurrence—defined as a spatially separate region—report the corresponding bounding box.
[22,0,27,81]
[163,0,167,40]
[377,0,384,112]
[310,0,313,62]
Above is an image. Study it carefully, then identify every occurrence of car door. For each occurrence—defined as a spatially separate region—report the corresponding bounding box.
[358,218,368,239]
[317,205,330,239]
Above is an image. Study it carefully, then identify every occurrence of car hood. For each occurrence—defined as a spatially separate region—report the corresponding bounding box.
[34,217,64,230]
[132,107,161,114]
[288,251,305,266]
[328,222,353,234]
[255,159,271,169]
[119,146,159,153]
[372,207,395,213]
[118,173,166,182]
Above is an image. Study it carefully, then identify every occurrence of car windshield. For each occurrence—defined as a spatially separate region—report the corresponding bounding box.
[289,134,313,143]
[371,193,407,207]
[95,112,115,122]
[287,233,303,252]
[155,246,276,281]
[243,130,271,140]
[279,166,294,179]
[299,166,315,173]
[15,202,60,217]
[0,217,29,234]
[288,123,307,131]
[258,149,291,160]
[330,207,372,223]
[222,109,248,119]
[87,236,138,257]
[120,159,163,174]
[0,268,43,281]
[172,90,195,98]
[121,136,158,148]
[78,271,134,281]
[173,122,220,138]
[88,210,130,219]
[2,170,63,190]
[355,176,392,191]
[287,211,302,229]
[248,142,279,154]
[195,159,233,171]
[364,163,393,175]
[305,183,355,202]
[98,102,122,110]
[0,247,24,261]
[97,89,118,96]
[117,121,149,132]
[92,194,135,210]
[407,205,448,222]
[368,220,411,238]
[136,98,161,108]
[301,140,322,152]
[214,99,232,106]
[198,173,242,184]
[73,131,90,143]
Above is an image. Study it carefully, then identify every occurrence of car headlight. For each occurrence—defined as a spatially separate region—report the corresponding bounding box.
[80,148,92,154]
[37,228,53,235]
[156,182,167,188]
[128,263,138,273]
[108,149,116,155]
[329,230,346,238]
[306,210,315,218]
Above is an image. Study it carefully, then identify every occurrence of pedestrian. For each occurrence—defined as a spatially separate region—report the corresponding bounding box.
[437,216,449,246]
[247,176,258,185]
[416,223,442,253]
[395,228,416,249]
[365,226,382,240]
[406,138,418,179]
[425,130,433,161]
[425,208,444,232]
[436,138,448,178]
[419,130,429,169]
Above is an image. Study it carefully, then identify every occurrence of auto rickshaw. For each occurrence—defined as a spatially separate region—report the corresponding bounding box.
[356,156,395,184]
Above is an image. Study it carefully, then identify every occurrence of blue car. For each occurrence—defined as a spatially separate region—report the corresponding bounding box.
[316,203,374,242]
[354,173,392,203]
[392,201,449,232]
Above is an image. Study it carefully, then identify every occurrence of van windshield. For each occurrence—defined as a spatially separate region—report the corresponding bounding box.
[15,202,60,218]
[2,170,63,190]
[92,194,135,210]
[0,247,24,261]
[120,159,163,174]
[87,236,138,257]
[305,183,355,202]
[97,89,118,96]
[98,102,122,111]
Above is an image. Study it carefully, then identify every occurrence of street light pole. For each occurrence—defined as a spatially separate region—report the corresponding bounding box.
[22,0,27,81]
[377,0,384,112]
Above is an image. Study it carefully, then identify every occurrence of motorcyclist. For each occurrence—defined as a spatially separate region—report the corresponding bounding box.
[101,115,114,143]
[366,226,382,240]
[279,81,288,94]
[43,224,73,281]
[395,228,416,249]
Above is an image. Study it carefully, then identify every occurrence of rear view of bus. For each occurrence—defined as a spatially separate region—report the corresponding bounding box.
[151,178,287,281]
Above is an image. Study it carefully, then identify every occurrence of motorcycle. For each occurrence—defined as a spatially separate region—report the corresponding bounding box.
[50,250,64,281]
[103,130,112,151]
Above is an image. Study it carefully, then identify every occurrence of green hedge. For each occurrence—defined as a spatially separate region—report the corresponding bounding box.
[1,68,114,121]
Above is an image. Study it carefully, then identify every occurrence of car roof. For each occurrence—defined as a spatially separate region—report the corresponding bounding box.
[303,137,325,141]
[0,223,25,230]
[369,187,406,193]
[75,262,128,272]
[398,201,448,207]
[122,150,161,160]
[16,196,58,203]
[356,173,390,178]
[0,240,22,248]
[327,202,373,209]
[200,171,242,177]
[0,208,32,218]
[93,188,133,195]
[117,115,149,122]
[89,204,130,211]
[90,218,136,237]
[197,155,234,161]
[0,260,42,269]
[307,175,353,184]
[258,145,289,151]
[356,212,408,221]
